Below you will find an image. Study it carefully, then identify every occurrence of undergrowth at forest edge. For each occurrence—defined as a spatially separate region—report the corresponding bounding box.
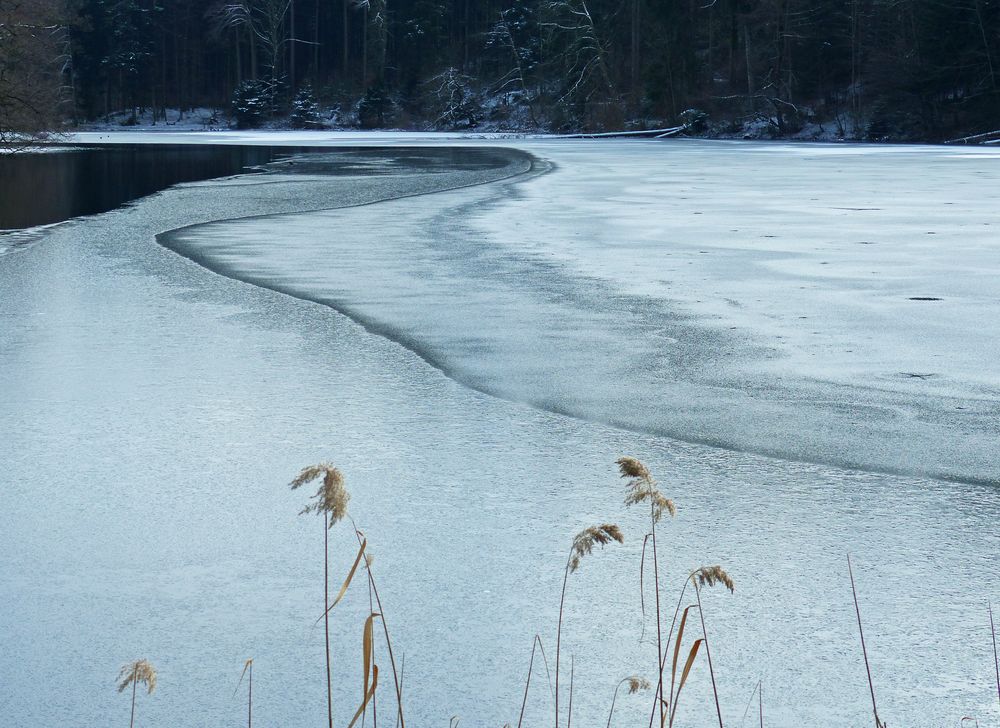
[116,458,1000,727]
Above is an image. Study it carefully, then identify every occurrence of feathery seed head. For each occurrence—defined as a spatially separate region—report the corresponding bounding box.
[569,523,623,572]
[290,462,350,526]
[619,457,675,522]
[617,456,651,480]
[692,565,735,593]
[626,676,652,694]
[117,659,157,694]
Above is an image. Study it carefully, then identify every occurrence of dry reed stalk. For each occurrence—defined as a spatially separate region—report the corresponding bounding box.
[738,680,763,728]
[693,579,724,728]
[351,522,405,728]
[117,659,157,728]
[666,604,696,726]
[316,539,368,624]
[234,658,253,728]
[555,524,624,728]
[348,612,381,728]
[290,463,350,728]
[847,556,885,728]
[990,602,1000,714]
[639,534,651,644]
[618,457,675,728]
[606,676,651,728]
[652,566,733,728]
[668,638,704,728]
[567,656,575,728]
[517,635,554,728]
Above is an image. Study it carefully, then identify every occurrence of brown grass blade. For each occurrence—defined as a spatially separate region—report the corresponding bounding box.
[316,539,367,625]
[668,639,704,728]
[348,665,379,728]
[671,606,693,689]
[639,533,650,643]
[363,612,380,700]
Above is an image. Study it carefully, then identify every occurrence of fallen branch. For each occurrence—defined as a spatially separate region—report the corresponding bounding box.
[553,126,685,139]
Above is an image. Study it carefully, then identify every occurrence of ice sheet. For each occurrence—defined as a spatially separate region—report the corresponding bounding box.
[2,135,998,728]
[163,137,1000,484]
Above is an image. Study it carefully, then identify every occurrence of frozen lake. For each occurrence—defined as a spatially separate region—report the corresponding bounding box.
[1,134,999,727]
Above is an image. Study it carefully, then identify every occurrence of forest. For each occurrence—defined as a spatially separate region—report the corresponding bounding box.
[2,0,1000,140]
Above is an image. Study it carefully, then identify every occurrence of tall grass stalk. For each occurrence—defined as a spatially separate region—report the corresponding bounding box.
[739,681,763,728]
[652,567,733,728]
[567,656,575,728]
[352,522,405,728]
[234,659,253,728]
[290,464,350,728]
[606,676,651,728]
[990,602,1000,714]
[555,524,624,728]
[847,555,884,728]
[618,457,675,728]
[117,659,157,728]
[693,580,723,728]
[517,635,553,728]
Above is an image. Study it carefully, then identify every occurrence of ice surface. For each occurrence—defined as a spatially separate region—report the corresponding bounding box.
[2,135,999,728]
[164,137,1000,484]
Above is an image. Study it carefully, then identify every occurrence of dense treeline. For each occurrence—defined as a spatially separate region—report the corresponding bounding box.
[3,0,1000,139]
[0,0,67,142]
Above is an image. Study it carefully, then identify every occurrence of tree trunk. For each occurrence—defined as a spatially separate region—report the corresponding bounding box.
[342,0,350,83]
[290,0,297,89]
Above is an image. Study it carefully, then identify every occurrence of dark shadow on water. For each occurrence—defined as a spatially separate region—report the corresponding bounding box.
[0,144,511,230]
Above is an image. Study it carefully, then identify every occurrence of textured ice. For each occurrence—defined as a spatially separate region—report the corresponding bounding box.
[1,135,999,728]
[164,137,1000,484]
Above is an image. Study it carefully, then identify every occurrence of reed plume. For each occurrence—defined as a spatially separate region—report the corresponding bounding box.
[556,523,624,728]
[291,463,350,525]
[569,524,625,573]
[117,659,157,728]
[618,456,674,728]
[693,566,735,594]
[619,457,675,523]
[606,676,652,728]
[291,463,352,728]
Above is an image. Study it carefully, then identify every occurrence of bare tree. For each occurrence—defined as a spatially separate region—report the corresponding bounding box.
[209,0,290,86]
[541,0,614,104]
[0,0,67,144]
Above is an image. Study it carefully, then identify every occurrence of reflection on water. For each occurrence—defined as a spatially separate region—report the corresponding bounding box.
[0,145,510,231]
[0,145,276,230]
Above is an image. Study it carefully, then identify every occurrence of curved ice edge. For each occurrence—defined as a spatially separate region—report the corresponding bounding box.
[157,147,999,490]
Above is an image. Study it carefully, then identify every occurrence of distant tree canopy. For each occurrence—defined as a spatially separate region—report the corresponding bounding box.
[0,0,67,142]
[4,0,1000,139]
